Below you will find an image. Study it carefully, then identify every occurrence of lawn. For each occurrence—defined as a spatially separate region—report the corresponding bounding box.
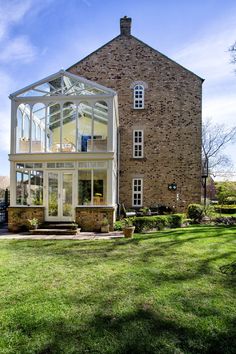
[0,226,235,354]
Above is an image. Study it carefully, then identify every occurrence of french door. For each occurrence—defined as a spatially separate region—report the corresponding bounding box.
[46,171,75,221]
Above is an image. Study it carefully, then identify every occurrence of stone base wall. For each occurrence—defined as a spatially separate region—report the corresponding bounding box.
[76,207,115,232]
[8,207,45,232]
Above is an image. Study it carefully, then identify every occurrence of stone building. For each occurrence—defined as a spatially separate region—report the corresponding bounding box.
[68,17,203,211]
[8,17,203,231]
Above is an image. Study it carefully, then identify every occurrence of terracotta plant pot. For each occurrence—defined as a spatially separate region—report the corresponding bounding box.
[123,226,135,238]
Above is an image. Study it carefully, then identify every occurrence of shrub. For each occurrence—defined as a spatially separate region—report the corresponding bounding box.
[133,214,184,233]
[214,205,236,214]
[168,214,184,228]
[114,220,123,231]
[225,196,236,205]
[187,204,204,223]
[134,216,168,233]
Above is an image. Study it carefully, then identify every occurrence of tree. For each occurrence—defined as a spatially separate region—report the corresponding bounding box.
[216,182,236,205]
[202,118,236,172]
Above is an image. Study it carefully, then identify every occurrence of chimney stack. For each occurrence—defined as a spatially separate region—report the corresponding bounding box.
[120,16,132,36]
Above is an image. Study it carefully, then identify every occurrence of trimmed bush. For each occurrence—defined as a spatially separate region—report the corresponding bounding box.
[168,214,184,228]
[214,205,236,214]
[225,197,236,205]
[133,214,184,233]
[187,204,204,222]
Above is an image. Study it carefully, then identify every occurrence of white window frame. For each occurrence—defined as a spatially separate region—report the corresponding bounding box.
[132,178,143,207]
[133,130,144,158]
[133,85,144,109]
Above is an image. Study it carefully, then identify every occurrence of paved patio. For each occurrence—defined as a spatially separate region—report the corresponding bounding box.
[0,225,124,240]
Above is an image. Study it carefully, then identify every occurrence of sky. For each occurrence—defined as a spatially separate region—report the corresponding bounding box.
[0,0,236,177]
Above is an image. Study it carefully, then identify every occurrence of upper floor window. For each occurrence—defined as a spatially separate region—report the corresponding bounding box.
[133,130,143,158]
[133,85,144,109]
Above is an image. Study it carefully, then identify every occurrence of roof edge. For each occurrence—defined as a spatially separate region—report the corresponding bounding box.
[67,35,121,71]
[10,69,117,98]
[131,35,204,82]
[67,33,204,83]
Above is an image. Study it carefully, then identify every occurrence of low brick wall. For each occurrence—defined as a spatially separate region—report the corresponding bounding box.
[75,206,115,232]
[8,206,45,232]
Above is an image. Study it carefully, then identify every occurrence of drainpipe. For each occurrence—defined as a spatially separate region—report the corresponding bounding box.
[117,127,120,216]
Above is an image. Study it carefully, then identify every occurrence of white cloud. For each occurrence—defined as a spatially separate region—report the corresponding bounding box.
[0,36,37,63]
[172,13,236,170]
[0,71,12,152]
[203,93,236,126]
[173,25,236,82]
[0,0,33,40]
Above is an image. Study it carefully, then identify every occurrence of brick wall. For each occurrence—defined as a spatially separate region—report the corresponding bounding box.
[68,29,202,211]
[8,207,45,232]
[76,207,115,231]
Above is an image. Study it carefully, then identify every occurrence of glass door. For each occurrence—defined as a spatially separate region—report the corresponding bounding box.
[62,173,73,218]
[48,172,59,218]
[47,171,74,221]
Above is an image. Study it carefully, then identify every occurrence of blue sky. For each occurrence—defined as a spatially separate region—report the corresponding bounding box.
[0,0,236,176]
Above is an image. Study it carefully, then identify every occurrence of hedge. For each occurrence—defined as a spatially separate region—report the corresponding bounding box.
[214,205,236,214]
[133,214,184,233]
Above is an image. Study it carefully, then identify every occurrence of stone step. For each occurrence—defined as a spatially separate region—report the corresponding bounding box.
[32,228,79,235]
[42,223,77,230]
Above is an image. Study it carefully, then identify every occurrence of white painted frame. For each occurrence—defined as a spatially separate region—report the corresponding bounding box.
[133,85,144,109]
[9,71,119,218]
[45,170,76,222]
[133,130,144,158]
[132,178,143,207]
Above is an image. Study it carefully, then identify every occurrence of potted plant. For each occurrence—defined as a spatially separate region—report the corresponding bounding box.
[28,218,39,230]
[101,217,110,233]
[122,218,135,238]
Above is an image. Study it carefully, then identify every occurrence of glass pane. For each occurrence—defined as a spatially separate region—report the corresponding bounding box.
[78,170,91,205]
[16,107,23,153]
[93,101,108,152]
[77,102,92,152]
[16,171,28,205]
[63,173,73,216]
[93,169,107,205]
[32,103,46,152]
[17,104,31,153]
[47,103,61,152]
[48,173,58,216]
[30,171,43,205]
[62,102,76,152]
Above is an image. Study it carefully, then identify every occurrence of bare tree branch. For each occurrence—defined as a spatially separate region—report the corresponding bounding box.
[202,118,236,172]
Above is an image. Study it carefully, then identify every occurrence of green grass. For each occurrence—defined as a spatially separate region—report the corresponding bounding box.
[0,226,235,354]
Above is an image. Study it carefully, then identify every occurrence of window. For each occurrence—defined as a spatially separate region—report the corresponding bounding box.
[78,169,107,205]
[134,85,144,109]
[132,178,143,207]
[16,170,43,205]
[133,130,143,158]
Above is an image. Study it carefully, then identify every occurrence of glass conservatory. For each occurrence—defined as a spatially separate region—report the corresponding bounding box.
[9,71,118,230]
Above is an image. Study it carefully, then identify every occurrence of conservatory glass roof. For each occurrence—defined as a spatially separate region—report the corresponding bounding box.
[11,70,116,98]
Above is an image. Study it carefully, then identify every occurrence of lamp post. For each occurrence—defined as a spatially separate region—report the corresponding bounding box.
[202,155,209,207]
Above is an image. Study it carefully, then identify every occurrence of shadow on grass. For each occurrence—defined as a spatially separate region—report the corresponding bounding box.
[9,302,236,354]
